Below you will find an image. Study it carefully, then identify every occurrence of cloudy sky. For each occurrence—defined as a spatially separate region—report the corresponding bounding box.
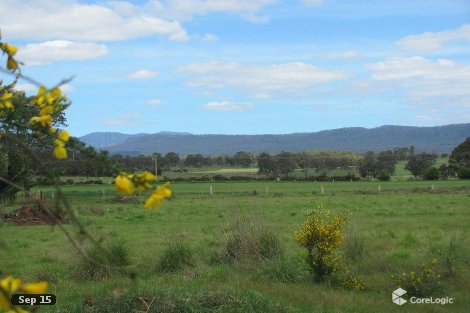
[1,0,470,136]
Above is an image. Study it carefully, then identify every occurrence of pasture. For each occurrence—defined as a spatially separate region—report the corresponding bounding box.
[1,180,470,312]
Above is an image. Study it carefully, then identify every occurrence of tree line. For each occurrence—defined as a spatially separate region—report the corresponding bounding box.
[1,86,469,197]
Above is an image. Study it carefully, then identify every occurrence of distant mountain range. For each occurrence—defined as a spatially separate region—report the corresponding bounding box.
[79,124,470,156]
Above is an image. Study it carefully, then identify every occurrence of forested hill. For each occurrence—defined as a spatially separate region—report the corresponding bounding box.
[80,124,470,156]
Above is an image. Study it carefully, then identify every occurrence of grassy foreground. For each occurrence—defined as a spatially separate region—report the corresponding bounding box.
[1,180,470,312]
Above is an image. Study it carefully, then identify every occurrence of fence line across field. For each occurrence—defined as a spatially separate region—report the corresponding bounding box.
[3,181,466,205]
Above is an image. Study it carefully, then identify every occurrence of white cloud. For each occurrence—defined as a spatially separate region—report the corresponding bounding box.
[59,84,75,94]
[147,99,162,106]
[325,50,361,59]
[146,0,276,21]
[180,61,350,98]
[202,101,253,111]
[101,113,142,126]
[0,0,188,42]
[396,24,470,52]
[128,70,160,79]
[17,41,108,66]
[367,56,470,100]
[242,13,270,24]
[201,33,219,42]
[302,0,325,6]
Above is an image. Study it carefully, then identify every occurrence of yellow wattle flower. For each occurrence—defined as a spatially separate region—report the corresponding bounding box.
[0,100,13,110]
[50,87,61,99]
[40,105,54,116]
[58,130,70,142]
[142,171,156,182]
[30,114,52,127]
[35,86,48,107]
[6,56,17,70]
[144,194,164,209]
[53,144,67,159]
[0,91,12,101]
[22,281,48,294]
[144,183,172,209]
[0,276,21,293]
[0,292,9,310]
[135,171,157,190]
[115,174,134,195]
[1,43,18,56]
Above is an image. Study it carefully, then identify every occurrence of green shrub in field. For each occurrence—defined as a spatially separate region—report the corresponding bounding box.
[429,232,464,276]
[377,170,391,181]
[157,240,195,273]
[261,255,306,283]
[394,259,442,297]
[294,205,346,282]
[344,232,366,261]
[217,218,283,263]
[74,239,130,280]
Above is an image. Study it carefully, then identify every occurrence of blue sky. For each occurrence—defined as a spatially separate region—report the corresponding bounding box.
[1,0,470,136]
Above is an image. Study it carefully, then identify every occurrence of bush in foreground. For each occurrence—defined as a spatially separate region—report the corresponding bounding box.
[394,259,442,297]
[216,217,283,263]
[157,240,195,273]
[73,239,130,280]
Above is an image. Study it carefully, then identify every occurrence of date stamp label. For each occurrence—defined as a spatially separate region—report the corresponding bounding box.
[11,294,56,306]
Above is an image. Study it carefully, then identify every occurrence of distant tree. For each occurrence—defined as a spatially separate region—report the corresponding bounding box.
[376,150,397,175]
[0,90,69,196]
[163,152,180,167]
[277,151,297,177]
[424,167,440,180]
[213,155,229,166]
[439,164,453,179]
[203,156,213,166]
[393,147,412,161]
[257,152,277,176]
[449,138,470,176]
[405,153,437,177]
[358,151,378,178]
[458,168,470,179]
[233,151,253,167]
[184,154,205,167]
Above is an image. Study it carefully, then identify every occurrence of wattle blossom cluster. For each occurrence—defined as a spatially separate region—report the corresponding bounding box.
[0,276,48,313]
[115,171,172,209]
[1,37,70,160]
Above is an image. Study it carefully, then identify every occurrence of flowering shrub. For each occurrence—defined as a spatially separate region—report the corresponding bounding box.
[394,259,442,297]
[294,205,346,281]
[339,275,367,291]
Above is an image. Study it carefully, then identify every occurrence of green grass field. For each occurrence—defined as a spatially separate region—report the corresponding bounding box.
[1,180,470,312]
